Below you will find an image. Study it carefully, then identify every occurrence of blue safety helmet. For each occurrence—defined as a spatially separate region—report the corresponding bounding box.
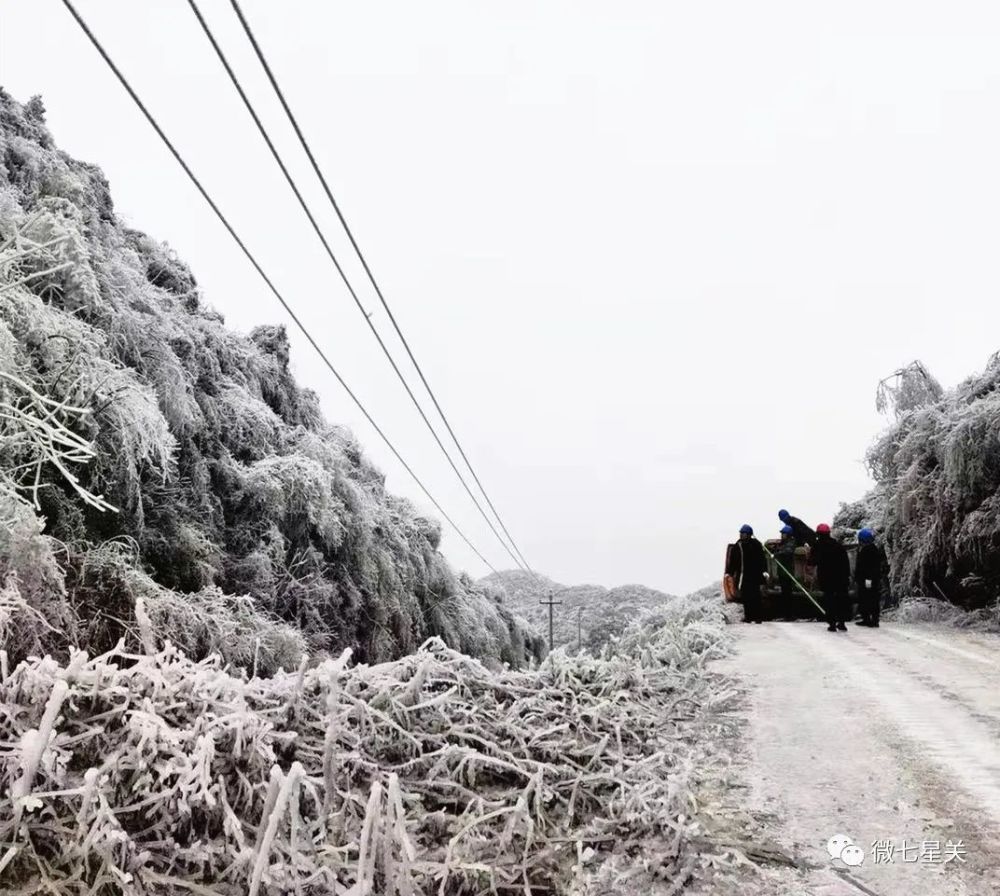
[740,524,753,535]
[778,509,790,521]
[781,525,793,536]
[858,527,875,544]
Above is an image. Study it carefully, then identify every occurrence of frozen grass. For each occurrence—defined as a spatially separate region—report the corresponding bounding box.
[0,593,733,896]
[885,596,1000,632]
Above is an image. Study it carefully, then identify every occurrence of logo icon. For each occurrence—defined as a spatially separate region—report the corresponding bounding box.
[841,845,865,867]
[827,834,865,866]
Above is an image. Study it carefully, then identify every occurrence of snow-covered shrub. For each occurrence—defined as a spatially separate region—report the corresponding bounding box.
[849,354,1000,609]
[0,599,731,895]
[0,87,539,669]
[886,595,1000,631]
[0,495,73,660]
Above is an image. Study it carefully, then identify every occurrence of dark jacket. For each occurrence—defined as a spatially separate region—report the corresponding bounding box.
[728,537,768,588]
[774,536,796,583]
[855,543,885,585]
[775,535,796,559]
[786,515,817,548]
[811,534,850,591]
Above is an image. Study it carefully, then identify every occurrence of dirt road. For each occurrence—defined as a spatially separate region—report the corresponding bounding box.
[710,621,1000,896]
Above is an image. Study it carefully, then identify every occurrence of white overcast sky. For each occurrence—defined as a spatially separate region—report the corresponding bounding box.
[3,1,1000,594]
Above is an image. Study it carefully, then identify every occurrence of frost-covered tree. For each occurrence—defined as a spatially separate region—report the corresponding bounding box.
[875,360,944,420]
[848,355,1000,608]
[0,88,541,671]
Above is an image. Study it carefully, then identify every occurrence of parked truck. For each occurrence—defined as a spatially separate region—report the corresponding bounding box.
[723,539,859,620]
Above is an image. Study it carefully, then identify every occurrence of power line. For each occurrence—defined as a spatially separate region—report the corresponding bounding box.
[228,0,534,574]
[185,0,527,575]
[59,0,499,575]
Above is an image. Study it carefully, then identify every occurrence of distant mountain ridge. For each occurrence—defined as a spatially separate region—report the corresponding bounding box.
[480,569,677,652]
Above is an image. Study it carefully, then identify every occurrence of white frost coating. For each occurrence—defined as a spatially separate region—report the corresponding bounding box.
[12,678,68,825]
[248,762,303,896]
[356,778,384,896]
[134,598,156,656]
[0,89,543,681]
[322,647,352,813]
[0,592,730,892]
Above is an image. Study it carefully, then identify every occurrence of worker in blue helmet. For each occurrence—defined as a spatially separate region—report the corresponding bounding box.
[774,524,797,609]
[726,524,768,623]
[778,509,817,548]
[855,528,884,627]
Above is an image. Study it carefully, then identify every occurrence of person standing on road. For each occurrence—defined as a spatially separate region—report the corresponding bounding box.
[774,526,796,596]
[775,525,797,612]
[855,528,884,628]
[778,509,817,548]
[811,523,851,631]
[727,524,769,624]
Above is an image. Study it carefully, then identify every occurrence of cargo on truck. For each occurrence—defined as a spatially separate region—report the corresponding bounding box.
[723,539,859,621]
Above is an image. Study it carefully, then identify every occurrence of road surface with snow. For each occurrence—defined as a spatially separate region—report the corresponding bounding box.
[711,621,1000,896]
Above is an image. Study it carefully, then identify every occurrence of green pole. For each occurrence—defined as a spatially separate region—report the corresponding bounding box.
[761,544,827,618]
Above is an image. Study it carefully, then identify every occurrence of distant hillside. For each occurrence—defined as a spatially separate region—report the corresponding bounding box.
[0,89,543,673]
[687,582,724,602]
[480,569,677,652]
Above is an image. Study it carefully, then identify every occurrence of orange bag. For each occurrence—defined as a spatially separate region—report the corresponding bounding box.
[723,573,739,602]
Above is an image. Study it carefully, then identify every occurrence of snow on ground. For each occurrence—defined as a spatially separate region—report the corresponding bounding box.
[709,621,1000,896]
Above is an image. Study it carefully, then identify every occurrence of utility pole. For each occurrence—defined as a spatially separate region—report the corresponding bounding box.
[577,606,582,653]
[539,590,562,654]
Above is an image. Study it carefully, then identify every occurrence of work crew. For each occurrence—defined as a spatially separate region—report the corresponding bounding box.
[811,523,851,631]
[774,525,797,608]
[778,509,817,548]
[727,524,768,624]
[855,528,884,628]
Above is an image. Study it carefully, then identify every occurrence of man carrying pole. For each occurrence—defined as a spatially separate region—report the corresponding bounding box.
[761,539,828,622]
[775,524,797,613]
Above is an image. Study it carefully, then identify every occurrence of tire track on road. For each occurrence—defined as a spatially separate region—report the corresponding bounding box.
[782,624,1000,827]
[881,627,1000,673]
[714,623,1000,895]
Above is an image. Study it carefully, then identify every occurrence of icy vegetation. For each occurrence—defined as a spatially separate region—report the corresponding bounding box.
[0,90,543,673]
[480,569,677,652]
[839,358,1000,612]
[885,595,1000,631]
[0,591,735,895]
[0,88,756,896]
